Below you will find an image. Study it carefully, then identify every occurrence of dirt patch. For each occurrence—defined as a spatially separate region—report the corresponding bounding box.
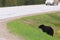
[0,16,25,40]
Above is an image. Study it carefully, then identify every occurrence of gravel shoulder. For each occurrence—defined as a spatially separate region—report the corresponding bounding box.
[0,16,24,40]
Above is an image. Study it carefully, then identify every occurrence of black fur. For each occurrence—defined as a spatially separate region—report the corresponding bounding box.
[39,25,54,36]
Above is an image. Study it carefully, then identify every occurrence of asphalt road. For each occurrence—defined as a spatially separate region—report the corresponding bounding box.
[0,4,60,19]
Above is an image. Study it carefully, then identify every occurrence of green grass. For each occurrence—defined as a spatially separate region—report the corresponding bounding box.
[7,12,60,40]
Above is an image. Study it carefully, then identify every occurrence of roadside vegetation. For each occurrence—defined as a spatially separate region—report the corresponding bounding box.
[0,0,45,7]
[7,12,60,40]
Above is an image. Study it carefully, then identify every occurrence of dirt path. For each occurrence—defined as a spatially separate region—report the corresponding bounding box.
[0,17,24,40]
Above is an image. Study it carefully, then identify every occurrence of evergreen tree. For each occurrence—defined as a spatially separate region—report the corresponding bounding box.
[0,0,3,7]
[24,0,33,5]
[17,0,25,6]
[2,0,5,6]
[5,0,17,6]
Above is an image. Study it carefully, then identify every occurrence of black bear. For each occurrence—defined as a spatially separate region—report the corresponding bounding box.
[39,24,54,36]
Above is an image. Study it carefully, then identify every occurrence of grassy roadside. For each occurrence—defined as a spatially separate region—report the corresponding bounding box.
[7,12,60,40]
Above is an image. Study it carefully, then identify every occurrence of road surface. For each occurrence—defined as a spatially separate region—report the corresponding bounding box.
[0,4,60,19]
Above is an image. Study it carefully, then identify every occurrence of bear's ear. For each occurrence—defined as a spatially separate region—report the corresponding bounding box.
[39,24,45,28]
[40,24,45,27]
